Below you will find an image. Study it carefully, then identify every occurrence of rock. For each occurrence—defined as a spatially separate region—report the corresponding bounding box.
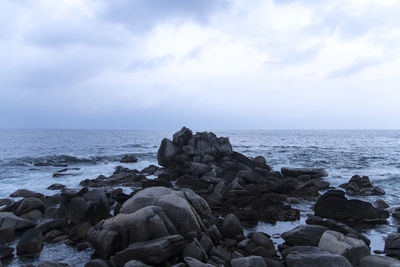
[0,199,13,207]
[21,209,43,220]
[157,138,182,167]
[110,235,185,266]
[123,260,152,267]
[173,127,193,146]
[182,238,207,261]
[47,184,66,190]
[43,229,63,242]
[221,214,243,239]
[282,225,329,246]
[84,259,110,267]
[281,168,328,178]
[284,246,352,267]
[16,228,43,255]
[140,165,159,175]
[306,214,371,245]
[68,222,91,241]
[184,257,214,267]
[314,190,389,225]
[210,245,231,262]
[251,232,275,252]
[318,230,370,265]
[343,175,385,196]
[0,212,35,231]
[183,131,233,158]
[359,255,400,267]
[207,224,221,245]
[199,235,214,253]
[385,233,400,258]
[375,199,389,209]
[0,245,13,259]
[120,155,138,163]
[35,219,68,234]
[88,206,177,256]
[120,187,211,235]
[231,256,267,267]
[77,241,90,251]
[9,189,43,198]
[0,227,15,243]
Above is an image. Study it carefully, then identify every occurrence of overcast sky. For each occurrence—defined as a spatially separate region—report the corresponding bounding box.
[1,0,400,129]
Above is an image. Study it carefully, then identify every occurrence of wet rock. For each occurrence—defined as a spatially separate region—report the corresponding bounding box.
[16,228,43,255]
[282,225,329,246]
[10,189,43,198]
[385,233,400,258]
[47,184,66,190]
[221,214,243,239]
[281,168,328,178]
[123,260,152,267]
[43,229,63,242]
[140,165,159,175]
[343,175,385,196]
[0,245,13,259]
[318,230,370,265]
[120,187,211,235]
[314,190,389,225]
[0,212,35,231]
[284,246,352,267]
[231,256,266,267]
[251,232,275,252]
[110,235,185,266]
[375,199,389,209]
[35,219,68,234]
[359,255,400,267]
[120,155,138,163]
[88,206,177,256]
[77,241,90,251]
[0,199,13,207]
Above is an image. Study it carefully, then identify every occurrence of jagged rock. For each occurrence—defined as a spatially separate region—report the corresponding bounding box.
[318,230,370,265]
[221,214,243,239]
[173,127,193,146]
[314,190,389,225]
[231,256,266,267]
[120,187,211,235]
[110,235,185,266]
[88,206,177,256]
[120,155,138,163]
[281,168,328,178]
[16,228,43,255]
[385,233,400,258]
[343,175,385,196]
[359,255,400,267]
[282,225,328,246]
[284,246,352,267]
[157,139,182,167]
[0,212,35,231]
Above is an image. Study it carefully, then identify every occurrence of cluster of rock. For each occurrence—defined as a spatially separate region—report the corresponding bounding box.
[340,175,385,196]
[1,127,399,267]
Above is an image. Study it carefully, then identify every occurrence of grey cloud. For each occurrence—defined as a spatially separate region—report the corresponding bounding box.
[100,0,229,32]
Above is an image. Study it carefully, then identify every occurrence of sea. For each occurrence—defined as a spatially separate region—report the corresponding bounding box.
[1,129,399,266]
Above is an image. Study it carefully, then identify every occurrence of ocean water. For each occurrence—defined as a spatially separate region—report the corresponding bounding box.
[1,129,399,264]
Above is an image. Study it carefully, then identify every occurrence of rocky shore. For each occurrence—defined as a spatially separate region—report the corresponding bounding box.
[0,127,398,267]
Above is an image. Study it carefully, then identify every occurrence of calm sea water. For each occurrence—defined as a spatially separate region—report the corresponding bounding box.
[1,129,399,265]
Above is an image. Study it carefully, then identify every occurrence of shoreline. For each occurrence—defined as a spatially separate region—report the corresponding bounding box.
[0,127,399,267]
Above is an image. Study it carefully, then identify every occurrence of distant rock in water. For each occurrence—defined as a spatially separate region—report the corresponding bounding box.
[281,167,328,178]
[341,175,385,196]
[120,155,138,163]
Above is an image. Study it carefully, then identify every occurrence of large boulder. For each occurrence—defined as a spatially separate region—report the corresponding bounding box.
[10,189,43,198]
[157,139,181,167]
[282,225,328,246]
[173,127,193,146]
[120,187,211,235]
[359,255,400,267]
[385,233,400,258]
[314,190,389,225]
[16,228,43,255]
[110,235,185,266]
[318,230,370,265]
[284,246,352,267]
[0,212,35,231]
[342,175,385,196]
[15,197,47,216]
[221,214,243,239]
[281,168,328,178]
[88,206,177,256]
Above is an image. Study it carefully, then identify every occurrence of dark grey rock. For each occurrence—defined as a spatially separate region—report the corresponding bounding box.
[385,233,400,258]
[0,212,35,231]
[184,257,214,267]
[16,228,43,255]
[284,246,352,267]
[282,225,328,246]
[221,214,243,239]
[84,259,110,267]
[182,238,207,261]
[231,256,266,267]
[123,260,152,267]
[344,175,385,196]
[281,168,328,178]
[10,189,43,198]
[251,232,275,251]
[0,245,13,259]
[120,155,138,163]
[16,198,46,216]
[360,255,400,267]
[173,127,193,146]
[157,138,181,167]
[35,219,68,234]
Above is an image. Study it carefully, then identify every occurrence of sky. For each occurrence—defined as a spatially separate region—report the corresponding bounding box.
[1,0,400,129]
